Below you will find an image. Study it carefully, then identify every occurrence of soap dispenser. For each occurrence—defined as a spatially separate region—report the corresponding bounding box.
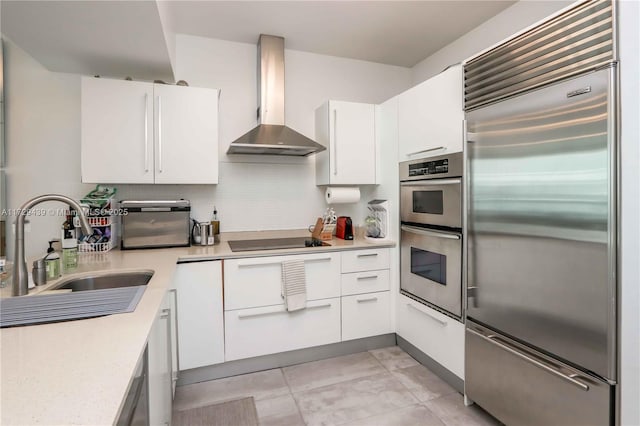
[44,240,61,280]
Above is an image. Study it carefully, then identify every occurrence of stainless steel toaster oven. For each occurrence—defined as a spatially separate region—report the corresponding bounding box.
[120,200,191,249]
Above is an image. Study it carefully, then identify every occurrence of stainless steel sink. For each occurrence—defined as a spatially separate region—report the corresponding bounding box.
[51,270,154,292]
[0,270,155,328]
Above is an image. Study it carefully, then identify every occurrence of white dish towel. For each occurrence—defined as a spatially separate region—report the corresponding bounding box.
[281,260,307,312]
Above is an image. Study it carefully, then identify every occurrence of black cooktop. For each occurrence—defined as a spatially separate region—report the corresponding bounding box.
[228,237,330,252]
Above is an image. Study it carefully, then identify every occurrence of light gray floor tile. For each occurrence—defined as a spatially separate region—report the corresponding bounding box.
[255,394,305,426]
[424,393,501,426]
[283,352,387,393]
[294,372,418,426]
[174,369,290,412]
[369,346,420,371]
[391,364,457,402]
[342,404,445,426]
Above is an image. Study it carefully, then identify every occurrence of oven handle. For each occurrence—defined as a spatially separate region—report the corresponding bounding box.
[401,225,461,240]
[400,179,461,186]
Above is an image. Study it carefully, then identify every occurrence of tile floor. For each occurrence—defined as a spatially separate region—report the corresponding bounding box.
[173,346,501,426]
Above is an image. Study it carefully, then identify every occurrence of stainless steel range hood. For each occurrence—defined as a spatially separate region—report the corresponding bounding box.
[227,35,325,156]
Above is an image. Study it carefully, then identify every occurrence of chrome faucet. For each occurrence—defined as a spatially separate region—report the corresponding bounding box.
[12,194,93,296]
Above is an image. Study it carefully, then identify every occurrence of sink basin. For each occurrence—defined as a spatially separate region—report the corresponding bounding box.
[51,271,154,292]
[1,271,154,328]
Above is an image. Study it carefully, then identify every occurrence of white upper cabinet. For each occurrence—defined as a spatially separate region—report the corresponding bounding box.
[398,64,463,161]
[153,84,219,184]
[81,78,154,183]
[81,77,219,184]
[315,100,376,185]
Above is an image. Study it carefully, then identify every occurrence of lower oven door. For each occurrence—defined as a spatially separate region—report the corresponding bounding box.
[400,224,462,317]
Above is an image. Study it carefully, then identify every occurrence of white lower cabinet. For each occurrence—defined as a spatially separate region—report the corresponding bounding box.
[148,298,172,426]
[342,291,391,341]
[173,261,224,370]
[340,248,392,341]
[224,298,341,361]
[396,294,465,379]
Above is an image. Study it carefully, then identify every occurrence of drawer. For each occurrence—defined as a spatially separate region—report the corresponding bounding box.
[396,294,464,379]
[341,248,390,273]
[224,298,341,361]
[341,269,390,296]
[466,321,611,426]
[342,291,391,341]
[224,253,340,310]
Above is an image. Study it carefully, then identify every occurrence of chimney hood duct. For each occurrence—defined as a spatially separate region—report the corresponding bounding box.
[227,35,325,156]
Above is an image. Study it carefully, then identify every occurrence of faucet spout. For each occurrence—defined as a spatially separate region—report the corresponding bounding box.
[12,194,93,296]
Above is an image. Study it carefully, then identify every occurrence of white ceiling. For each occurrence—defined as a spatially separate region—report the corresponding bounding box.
[1,1,516,81]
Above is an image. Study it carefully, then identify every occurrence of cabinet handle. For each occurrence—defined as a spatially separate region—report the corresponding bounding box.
[333,108,338,176]
[168,289,180,375]
[406,303,447,326]
[144,93,149,172]
[406,146,446,157]
[158,95,163,173]
[357,275,378,280]
[357,296,378,303]
[237,257,332,268]
[237,302,332,319]
[357,253,378,258]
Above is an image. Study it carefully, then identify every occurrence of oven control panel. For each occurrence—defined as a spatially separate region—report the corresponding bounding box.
[408,159,449,177]
[400,151,463,181]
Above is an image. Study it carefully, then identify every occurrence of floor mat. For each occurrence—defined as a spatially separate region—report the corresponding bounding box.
[173,396,258,426]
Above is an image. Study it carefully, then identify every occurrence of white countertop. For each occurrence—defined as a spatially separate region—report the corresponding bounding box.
[0,230,394,425]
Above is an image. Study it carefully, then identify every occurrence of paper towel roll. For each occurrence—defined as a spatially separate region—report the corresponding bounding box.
[325,187,361,204]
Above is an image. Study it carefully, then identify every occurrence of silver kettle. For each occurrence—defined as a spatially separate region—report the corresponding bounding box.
[191,220,214,246]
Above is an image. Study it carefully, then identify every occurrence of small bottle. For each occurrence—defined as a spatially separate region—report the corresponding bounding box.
[44,240,61,280]
[211,206,220,244]
[61,212,78,270]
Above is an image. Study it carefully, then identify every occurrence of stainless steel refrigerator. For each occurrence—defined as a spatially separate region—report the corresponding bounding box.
[463,2,617,423]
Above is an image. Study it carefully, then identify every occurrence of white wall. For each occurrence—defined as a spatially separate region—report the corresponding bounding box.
[3,34,411,259]
[618,1,640,424]
[3,39,93,260]
[411,0,574,84]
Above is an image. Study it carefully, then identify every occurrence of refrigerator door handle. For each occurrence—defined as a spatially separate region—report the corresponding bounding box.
[467,328,590,392]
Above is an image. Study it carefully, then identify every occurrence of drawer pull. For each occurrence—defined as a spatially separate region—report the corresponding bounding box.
[467,327,590,391]
[237,261,282,268]
[357,296,378,303]
[237,257,332,268]
[237,303,333,319]
[406,303,447,326]
[238,306,287,319]
[357,253,378,258]
[357,275,378,281]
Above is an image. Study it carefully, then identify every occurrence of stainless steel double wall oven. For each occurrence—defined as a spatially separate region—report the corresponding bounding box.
[400,152,463,319]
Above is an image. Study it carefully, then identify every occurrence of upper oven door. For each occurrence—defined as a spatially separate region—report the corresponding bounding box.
[400,178,462,228]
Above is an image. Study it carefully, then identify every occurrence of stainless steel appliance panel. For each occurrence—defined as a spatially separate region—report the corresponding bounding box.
[400,179,462,228]
[121,200,191,249]
[465,321,612,426]
[401,225,462,317]
[466,67,615,379]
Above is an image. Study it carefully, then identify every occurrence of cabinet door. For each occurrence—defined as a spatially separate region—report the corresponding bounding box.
[398,65,463,161]
[396,294,465,379]
[174,261,224,370]
[342,291,391,341]
[81,77,154,183]
[225,298,341,361]
[154,84,219,184]
[224,252,341,311]
[317,101,375,185]
[148,305,172,426]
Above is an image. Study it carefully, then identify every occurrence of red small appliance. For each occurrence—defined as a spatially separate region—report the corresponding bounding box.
[336,216,354,240]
